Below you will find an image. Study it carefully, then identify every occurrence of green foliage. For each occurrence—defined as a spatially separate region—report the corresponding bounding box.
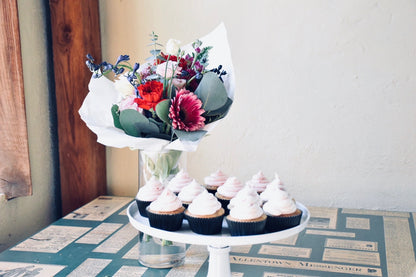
[111,105,123,129]
[194,72,228,111]
[173,129,207,142]
[155,99,171,124]
[119,109,159,137]
[144,150,182,180]
[203,97,233,117]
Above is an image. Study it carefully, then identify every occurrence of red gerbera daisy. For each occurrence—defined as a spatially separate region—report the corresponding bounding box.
[169,89,205,132]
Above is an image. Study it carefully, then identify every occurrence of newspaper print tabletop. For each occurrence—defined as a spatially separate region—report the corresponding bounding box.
[0,196,415,276]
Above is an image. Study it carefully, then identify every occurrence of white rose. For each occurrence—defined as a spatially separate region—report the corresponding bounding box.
[166,39,181,55]
[114,75,136,98]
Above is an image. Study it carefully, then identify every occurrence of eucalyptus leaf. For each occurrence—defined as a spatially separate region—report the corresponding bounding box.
[136,121,160,137]
[174,129,207,142]
[156,55,167,61]
[119,109,147,136]
[119,109,159,137]
[111,104,123,129]
[153,150,182,180]
[165,150,182,170]
[194,72,228,111]
[150,49,161,56]
[156,155,169,179]
[203,97,233,117]
[155,99,171,124]
[145,156,156,174]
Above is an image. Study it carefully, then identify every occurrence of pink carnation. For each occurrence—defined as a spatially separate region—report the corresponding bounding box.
[119,95,140,111]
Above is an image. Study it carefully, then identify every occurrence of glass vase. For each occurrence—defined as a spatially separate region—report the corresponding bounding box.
[138,233,186,268]
[139,149,186,187]
[137,149,187,268]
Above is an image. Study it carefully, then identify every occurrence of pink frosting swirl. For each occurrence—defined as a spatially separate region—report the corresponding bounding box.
[166,169,193,193]
[216,177,244,198]
[148,189,183,212]
[263,197,297,216]
[136,176,164,201]
[187,190,222,216]
[229,202,264,220]
[204,170,228,188]
[178,179,206,203]
[260,185,291,203]
[270,173,286,190]
[228,185,262,210]
[246,171,270,192]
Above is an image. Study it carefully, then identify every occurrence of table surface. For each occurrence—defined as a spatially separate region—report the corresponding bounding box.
[0,196,415,277]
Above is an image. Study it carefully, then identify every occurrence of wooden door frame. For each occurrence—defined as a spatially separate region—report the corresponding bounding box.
[49,0,107,215]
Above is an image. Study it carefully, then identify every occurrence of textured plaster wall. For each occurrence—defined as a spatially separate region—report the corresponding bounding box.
[0,1,58,252]
[100,0,416,211]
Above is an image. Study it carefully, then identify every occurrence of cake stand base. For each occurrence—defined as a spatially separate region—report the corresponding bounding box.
[207,245,231,277]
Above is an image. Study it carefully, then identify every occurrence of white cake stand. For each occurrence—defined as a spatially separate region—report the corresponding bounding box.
[127,202,310,277]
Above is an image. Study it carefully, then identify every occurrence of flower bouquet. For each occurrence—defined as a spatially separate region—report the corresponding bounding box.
[79,23,234,153]
[78,24,234,268]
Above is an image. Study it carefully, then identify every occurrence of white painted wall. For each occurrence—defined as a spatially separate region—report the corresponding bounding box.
[100,0,416,211]
[0,1,58,252]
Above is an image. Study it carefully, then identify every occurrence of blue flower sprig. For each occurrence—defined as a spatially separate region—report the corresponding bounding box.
[86,54,141,85]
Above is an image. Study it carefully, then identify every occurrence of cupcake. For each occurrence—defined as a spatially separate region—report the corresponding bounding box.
[146,189,185,231]
[246,171,270,194]
[203,170,228,194]
[215,177,244,215]
[135,176,164,217]
[178,179,206,208]
[185,190,225,235]
[228,185,262,210]
[226,199,266,236]
[263,194,302,232]
[166,169,193,195]
[259,174,286,203]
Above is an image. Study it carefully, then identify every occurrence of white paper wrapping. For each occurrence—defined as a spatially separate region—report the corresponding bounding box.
[79,23,234,152]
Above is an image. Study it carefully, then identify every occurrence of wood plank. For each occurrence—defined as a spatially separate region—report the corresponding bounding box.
[49,0,106,215]
[0,0,32,199]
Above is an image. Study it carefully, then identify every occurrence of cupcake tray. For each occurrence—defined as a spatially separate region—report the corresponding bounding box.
[127,201,310,277]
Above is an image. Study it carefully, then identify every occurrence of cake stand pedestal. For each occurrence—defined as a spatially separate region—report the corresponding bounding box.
[127,202,310,277]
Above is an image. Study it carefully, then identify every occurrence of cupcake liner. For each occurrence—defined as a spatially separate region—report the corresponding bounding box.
[185,213,224,235]
[265,211,302,232]
[146,208,184,231]
[136,199,152,218]
[216,197,230,215]
[206,188,218,195]
[225,217,266,236]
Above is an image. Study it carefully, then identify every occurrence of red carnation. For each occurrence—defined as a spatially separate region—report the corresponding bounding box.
[135,81,164,110]
[158,53,189,70]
